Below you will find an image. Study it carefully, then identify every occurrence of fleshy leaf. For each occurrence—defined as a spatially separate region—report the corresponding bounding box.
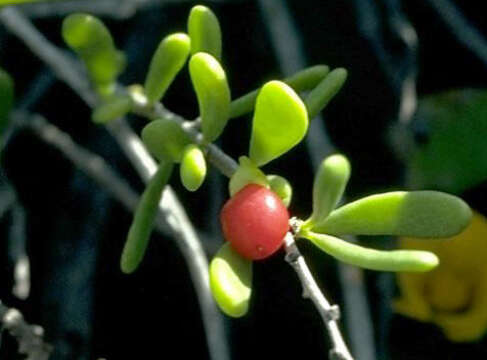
[180,144,207,191]
[312,191,472,237]
[92,94,132,124]
[305,68,347,119]
[301,231,438,272]
[120,161,174,274]
[267,174,292,207]
[187,5,222,60]
[141,118,192,162]
[209,242,252,318]
[229,65,329,118]
[229,156,269,196]
[0,67,14,134]
[189,53,231,143]
[62,13,125,90]
[303,154,350,229]
[144,33,191,104]
[249,81,308,166]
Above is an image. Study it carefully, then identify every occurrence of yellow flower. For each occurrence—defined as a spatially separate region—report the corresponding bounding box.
[395,211,487,342]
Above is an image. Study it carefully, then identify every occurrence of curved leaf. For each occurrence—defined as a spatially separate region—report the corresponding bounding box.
[209,242,252,317]
[189,52,230,142]
[312,191,472,237]
[120,161,174,274]
[187,5,222,60]
[301,231,438,272]
[180,144,207,191]
[144,33,191,104]
[141,118,192,162]
[249,81,308,166]
[305,68,347,119]
[267,174,292,207]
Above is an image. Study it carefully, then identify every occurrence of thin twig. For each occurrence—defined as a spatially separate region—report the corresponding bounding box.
[0,301,53,360]
[0,9,230,360]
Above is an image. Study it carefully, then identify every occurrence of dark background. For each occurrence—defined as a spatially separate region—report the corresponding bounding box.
[1,0,487,359]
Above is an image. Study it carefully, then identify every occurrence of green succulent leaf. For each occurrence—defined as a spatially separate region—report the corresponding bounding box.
[305,68,347,119]
[229,65,329,119]
[304,154,351,230]
[267,174,292,207]
[229,156,269,196]
[312,191,472,238]
[91,94,132,124]
[249,81,308,166]
[189,52,231,143]
[180,144,207,191]
[144,33,191,105]
[0,67,14,134]
[301,231,439,272]
[187,5,222,60]
[141,118,192,162]
[62,13,125,90]
[120,161,174,274]
[209,242,252,318]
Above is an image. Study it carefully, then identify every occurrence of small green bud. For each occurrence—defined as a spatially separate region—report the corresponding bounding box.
[92,94,132,124]
[141,118,192,162]
[180,144,207,191]
[229,156,269,197]
[267,174,292,207]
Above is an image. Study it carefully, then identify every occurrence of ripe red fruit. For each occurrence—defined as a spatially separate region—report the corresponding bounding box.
[220,184,290,260]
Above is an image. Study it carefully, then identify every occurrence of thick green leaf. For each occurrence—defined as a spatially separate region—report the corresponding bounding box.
[144,33,191,104]
[305,68,347,119]
[229,65,329,118]
[62,13,125,89]
[187,5,222,60]
[312,191,472,237]
[301,231,439,272]
[229,156,269,196]
[209,242,252,318]
[0,67,14,134]
[249,81,308,166]
[303,154,350,230]
[91,94,132,124]
[180,144,207,191]
[189,53,230,142]
[141,118,192,162]
[267,174,292,207]
[120,161,174,274]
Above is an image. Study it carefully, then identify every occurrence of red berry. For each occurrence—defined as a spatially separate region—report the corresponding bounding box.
[220,184,290,260]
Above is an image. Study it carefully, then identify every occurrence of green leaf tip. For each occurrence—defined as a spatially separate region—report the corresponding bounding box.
[121,161,174,274]
[305,67,347,119]
[267,174,292,207]
[144,33,191,104]
[312,191,472,238]
[229,156,269,196]
[189,52,231,143]
[301,231,439,272]
[304,154,351,229]
[62,13,125,89]
[92,94,132,124]
[0,67,14,134]
[249,80,308,166]
[229,65,329,119]
[210,242,252,317]
[188,5,222,60]
[180,144,207,191]
[141,118,192,162]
